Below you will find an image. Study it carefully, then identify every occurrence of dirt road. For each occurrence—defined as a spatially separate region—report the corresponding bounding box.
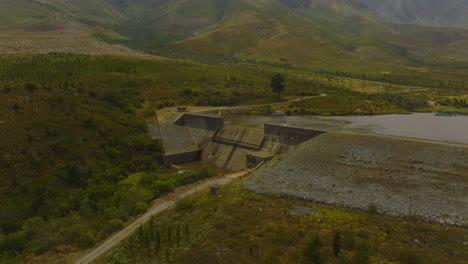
[73,171,248,264]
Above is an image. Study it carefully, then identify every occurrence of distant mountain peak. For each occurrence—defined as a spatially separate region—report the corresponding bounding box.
[360,0,468,29]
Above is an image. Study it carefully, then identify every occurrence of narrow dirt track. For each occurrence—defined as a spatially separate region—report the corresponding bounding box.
[74,171,248,264]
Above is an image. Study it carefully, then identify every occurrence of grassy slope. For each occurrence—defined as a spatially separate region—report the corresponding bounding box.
[171,0,468,72]
[2,0,468,73]
[96,177,467,264]
[0,54,167,262]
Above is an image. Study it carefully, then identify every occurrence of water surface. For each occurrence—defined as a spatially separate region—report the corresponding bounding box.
[225,113,468,144]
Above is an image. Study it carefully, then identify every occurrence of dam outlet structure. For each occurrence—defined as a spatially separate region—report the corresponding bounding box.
[155,109,326,170]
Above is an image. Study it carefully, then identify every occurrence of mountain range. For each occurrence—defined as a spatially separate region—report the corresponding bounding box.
[1,0,468,70]
[361,0,468,30]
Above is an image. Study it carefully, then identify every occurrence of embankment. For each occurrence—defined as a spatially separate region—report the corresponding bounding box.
[245,132,468,225]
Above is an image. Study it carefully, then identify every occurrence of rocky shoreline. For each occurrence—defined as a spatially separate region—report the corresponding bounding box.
[245,132,468,226]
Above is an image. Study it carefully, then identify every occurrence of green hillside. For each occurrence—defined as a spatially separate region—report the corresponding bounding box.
[1,0,468,72]
[0,51,464,263]
[0,1,467,263]
[170,0,468,70]
[96,178,467,264]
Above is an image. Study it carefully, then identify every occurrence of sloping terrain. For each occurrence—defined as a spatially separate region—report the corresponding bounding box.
[361,0,468,30]
[245,132,468,225]
[94,177,468,264]
[172,0,468,68]
[1,0,468,70]
[0,0,145,55]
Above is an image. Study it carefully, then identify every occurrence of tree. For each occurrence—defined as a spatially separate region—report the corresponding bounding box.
[155,230,161,252]
[24,82,39,93]
[176,224,181,246]
[270,73,285,101]
[305,235,322,264]
[184,224,190,242]
[333,231,342,257]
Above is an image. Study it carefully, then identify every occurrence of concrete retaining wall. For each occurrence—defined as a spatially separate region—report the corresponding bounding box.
[163,150,201,166]
[212,125,264,150]
[175,113,223,131]
[264,123,326,145]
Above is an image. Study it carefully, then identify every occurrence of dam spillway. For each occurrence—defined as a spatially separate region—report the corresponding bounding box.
[155,109,326,170]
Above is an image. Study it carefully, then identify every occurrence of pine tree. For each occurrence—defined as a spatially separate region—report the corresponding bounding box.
[155,230,161,252]
[184,224,190,242]
[138,224,144,245]
[165,248,170,262]
[305,235,322,264]
[167,227,172,244]
[176,224,181,246]
[333,231,342,257]
[270,73,285,101]
[149,217,154,240]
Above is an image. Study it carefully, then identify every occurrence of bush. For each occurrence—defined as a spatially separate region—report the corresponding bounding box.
[333,231,342,257]
[305,235,322,264]
[156,101,165,109]
[164,99,175,107]
[107,219,124,232]
[367,204,378,214]
[135,201,148,214]
[24,82,39,93]
[143,108,156,117]
[78,231,96,248]
[176,198,195,211]
[352,251,370,264]
[396,251,423,264]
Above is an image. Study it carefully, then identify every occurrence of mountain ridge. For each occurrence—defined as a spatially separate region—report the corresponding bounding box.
[0,0,467,71]
[360,0,468,30]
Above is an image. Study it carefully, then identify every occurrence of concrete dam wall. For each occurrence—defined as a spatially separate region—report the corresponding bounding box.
[175,113,223,131]
[201,125,265,171]
[163,150,201,167]
[265,123,326,145]
[159,111,327,170]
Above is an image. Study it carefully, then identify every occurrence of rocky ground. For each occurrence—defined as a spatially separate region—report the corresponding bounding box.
[245,132,468,226]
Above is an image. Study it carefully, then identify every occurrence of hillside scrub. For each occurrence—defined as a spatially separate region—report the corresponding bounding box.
[0,54,221,262]
[95,178,467,264]
[0,53,466,262]
[287,91,428,115]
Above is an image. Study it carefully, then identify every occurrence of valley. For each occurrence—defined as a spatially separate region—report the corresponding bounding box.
[0,1,467,264]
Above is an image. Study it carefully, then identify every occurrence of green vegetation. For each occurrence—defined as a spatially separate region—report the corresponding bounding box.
[0,51,466,263]
[271,73,285,101]
[0,1,467,263]
[0,54,224,263]
[285,91,428,116]
[96,178,467,264]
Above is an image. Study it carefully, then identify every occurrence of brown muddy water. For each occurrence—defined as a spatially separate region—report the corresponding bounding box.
[225,113,468,144]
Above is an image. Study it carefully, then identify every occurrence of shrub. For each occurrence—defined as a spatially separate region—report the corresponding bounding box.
[396,251,423,264]
[24,82,39,93]
[143,108,156,117]
[107,219,124,232]
[164,99,175,107]
[176,198,195,211]
[352,251,370,264]
[78,231,96,248]
[333,231,342,257]
[135,201,148,214]
[305,235,322,264]
[156,101,165,109]
[367,204,378,214]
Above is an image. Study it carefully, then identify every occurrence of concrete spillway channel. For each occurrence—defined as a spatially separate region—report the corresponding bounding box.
[155,108,326,171]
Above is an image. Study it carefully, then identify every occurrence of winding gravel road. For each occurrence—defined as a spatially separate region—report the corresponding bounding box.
[74,171,248,264]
